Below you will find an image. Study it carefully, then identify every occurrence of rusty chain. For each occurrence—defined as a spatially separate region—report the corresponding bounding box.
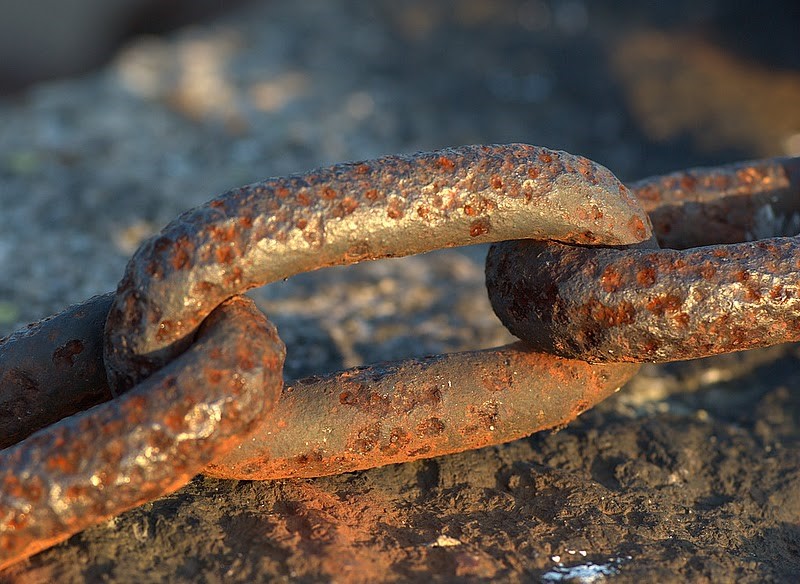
[1,144,798,570]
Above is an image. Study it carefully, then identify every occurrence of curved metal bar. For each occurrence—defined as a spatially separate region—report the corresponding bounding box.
[206,343,638,480]
[0,293,114,449]
[103,144,650,392]
[0,297,285,571]
[487,156,800,362]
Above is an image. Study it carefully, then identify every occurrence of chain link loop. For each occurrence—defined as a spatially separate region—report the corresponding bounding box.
[1,145,798,569]
[488,157,800,362]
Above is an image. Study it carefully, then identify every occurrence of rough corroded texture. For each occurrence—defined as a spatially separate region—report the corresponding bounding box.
[0,297,638,483]
[631,156,800,248]
[487,237,800,363]
[0,297,285,571]
[8,152,800,570]
[487,156,800,363]
[206,343,638,479]
[0,293,114,449]
[103,144,650,392]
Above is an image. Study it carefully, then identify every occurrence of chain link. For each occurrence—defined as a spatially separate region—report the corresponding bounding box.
[488,157,800,362]
[1,145,798,569]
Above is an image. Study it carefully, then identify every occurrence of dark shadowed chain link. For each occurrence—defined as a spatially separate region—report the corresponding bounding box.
[1,145,798,570]
[487,156,800,362]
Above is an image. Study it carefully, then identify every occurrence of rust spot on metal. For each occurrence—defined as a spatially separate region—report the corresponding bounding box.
[601,266,624,293]
[52,340,84,368]
[436,156,456,171]
[333,197,358,218]
[637,266,657,287]
[416,417,446,437]
[215,245,236,264]
[470,218,490,237]
[386,199,405,220]
[646,294,683,315]
[1,297,285,571]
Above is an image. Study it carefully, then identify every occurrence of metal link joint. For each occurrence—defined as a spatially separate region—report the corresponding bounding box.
[1,145,798,570]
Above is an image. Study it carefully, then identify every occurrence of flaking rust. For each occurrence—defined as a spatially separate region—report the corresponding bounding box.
[205,344,638,480]
[103,144,650,392]
[0,297,285,570]
[487,156,800,362]
[3,147,799,571]
[0,294,114,449]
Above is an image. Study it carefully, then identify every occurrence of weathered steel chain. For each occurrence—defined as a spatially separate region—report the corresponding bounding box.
[1,144,798,570]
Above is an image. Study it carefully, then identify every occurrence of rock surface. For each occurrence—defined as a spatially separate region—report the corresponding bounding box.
[1,1,799,582]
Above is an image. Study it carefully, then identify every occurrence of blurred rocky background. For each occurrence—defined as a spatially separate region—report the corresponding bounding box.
[1,1,799,582]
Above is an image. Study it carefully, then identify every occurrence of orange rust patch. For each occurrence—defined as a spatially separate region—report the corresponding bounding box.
[416,417,446,438]
[646,294,683,315]
[637,266,657,287]
[699,262,717,279]
[205,369,223,384]
[744,286,762,301]
[215,245,236,264]
[210,224,237,243]
[680,175,698,191]
[387,199,405,220]
[470,218,490,237]
[628,216,648,240]
[333,197,358,218]
[581,299,636,327]
[171,235,194,271]
[437,156,456,170]
[145,261,164,280]
[673,312,690,328]
[601,266,624,293]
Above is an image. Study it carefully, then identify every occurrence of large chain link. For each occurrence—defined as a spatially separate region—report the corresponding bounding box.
[1,145,798,570]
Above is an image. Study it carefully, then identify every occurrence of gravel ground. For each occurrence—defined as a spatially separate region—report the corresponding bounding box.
[1,1,799,582]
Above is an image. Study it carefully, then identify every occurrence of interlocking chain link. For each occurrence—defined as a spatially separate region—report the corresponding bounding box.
[103,144,650,392]
[488,157,800,362]
[1,145,798,570]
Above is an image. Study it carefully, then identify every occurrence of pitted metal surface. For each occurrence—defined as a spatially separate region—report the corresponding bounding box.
[1,145,798,570]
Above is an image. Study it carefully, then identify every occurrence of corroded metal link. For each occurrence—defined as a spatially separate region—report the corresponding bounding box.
[0,300,638,481]
[631,156,800,248]
[4,148,795,570]
[487,156,800,363]
[0,293,114,449]
[0,297,285,571]
[206,343,638,480]
[104,144,651,392]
